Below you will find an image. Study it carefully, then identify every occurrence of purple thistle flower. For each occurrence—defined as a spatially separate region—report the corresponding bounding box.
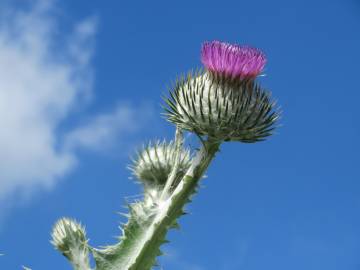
[201,40,266,80]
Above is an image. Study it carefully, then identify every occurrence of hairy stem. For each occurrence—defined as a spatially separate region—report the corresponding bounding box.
[71,256,92,270]
[92,139,221,270]
[160,127,184,200]
[125,139,220,269]
[67,244,92,270]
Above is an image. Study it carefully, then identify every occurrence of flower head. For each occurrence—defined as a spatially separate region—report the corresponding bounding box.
[164,71,279,143]
[201,40,266,80]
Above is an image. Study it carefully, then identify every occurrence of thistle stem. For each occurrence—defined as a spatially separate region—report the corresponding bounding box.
[122,139,221,269]
[90,138,221,270]
[69,247,92,270]
[160,127,184,200]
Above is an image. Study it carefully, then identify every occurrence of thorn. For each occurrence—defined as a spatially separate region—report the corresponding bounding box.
[170,222,181,230]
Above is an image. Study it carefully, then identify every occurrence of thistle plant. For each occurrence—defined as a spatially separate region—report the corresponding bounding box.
[51,40,280,270]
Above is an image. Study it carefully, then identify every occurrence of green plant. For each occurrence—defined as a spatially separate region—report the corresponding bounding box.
[51,40,280,270]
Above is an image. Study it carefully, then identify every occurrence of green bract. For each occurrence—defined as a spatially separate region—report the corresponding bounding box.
[164,71,279,143]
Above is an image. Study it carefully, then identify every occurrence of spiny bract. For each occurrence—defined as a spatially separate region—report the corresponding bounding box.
[164,71,279,143]
[129,140,191,188]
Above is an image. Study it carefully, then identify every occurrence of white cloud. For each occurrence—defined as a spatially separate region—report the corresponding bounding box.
[0,0,151,203]
[65,103,154,153]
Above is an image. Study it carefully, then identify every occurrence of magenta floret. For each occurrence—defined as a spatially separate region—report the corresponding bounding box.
[201,40,266,80]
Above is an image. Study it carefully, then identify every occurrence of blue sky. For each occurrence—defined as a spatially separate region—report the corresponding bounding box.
[0,0,359,269]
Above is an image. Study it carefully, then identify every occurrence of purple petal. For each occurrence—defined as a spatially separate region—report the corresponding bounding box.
[201,40,266,79]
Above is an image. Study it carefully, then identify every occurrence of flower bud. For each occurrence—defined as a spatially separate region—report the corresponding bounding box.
[51,218,88,261]
[129,140,191,187]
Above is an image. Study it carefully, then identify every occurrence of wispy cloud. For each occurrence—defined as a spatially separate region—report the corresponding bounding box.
[0,0,152,205]
[160,247,204,270]
[65,103,154,153]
